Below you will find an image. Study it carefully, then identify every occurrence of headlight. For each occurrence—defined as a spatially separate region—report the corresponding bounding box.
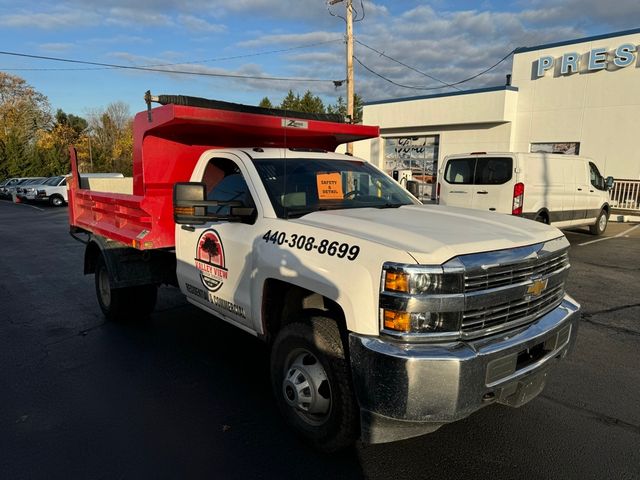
[383,266,462,294]
[380,263,464,339]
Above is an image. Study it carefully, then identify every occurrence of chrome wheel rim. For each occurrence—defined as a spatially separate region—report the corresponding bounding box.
[282,349,332,426]
[599,214,607,231]
[98,268,111,307]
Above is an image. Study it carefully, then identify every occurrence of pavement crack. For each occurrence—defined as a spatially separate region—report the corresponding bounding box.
[581,261,640,271]
[540,394,640,436]
[579,305,640,337]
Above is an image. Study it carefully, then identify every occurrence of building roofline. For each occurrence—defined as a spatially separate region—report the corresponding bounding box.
[364,85,518,106]
[514,27,640,54]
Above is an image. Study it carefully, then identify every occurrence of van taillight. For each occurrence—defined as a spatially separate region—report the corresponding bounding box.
[512,182,524,215]
[436,182,441,203]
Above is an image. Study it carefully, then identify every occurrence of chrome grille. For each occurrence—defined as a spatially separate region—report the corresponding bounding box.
[461,283,565,338]
[464,252,569,293]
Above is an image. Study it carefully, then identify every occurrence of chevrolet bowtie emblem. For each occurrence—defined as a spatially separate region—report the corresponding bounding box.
[527,278,548,297]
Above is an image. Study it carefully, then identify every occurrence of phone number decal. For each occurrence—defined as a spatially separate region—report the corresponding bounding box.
[262,230,360,261]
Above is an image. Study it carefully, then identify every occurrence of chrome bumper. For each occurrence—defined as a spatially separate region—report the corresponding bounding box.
[349,294,580,444]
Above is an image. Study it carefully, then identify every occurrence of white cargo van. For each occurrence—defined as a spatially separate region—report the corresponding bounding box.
[437,152,614,235]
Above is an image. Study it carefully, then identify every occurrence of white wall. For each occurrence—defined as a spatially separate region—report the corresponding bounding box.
[511,31,640,179]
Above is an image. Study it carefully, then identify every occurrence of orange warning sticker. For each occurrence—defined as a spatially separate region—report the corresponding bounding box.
[316,173,344,200]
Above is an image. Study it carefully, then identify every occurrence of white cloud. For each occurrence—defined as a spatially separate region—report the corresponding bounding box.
[0,9,101,29]
[178,14,226,33]
[38,42,75,52]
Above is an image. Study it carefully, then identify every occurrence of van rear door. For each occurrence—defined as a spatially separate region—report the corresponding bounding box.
[440,157,475,208]
[471,156,515,214]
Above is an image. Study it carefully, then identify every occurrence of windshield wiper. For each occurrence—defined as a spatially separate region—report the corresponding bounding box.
[374,203,406,209]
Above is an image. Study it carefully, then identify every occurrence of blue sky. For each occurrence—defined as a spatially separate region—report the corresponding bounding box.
[1,0,639,118]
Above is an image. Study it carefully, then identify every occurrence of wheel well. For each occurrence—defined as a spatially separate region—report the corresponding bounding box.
[262,279,346,343]
[602,204,610,215]
[536,209,550,224]
[84,241,101,274]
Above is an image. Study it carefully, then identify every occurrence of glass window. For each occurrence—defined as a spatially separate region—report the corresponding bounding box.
[253,158,418,219]
[444,158,475,184]
[203,158,256,222]
[474,157,513,185]
[531,142,580,155]
[384,135,439,182]
[589,162,605,190]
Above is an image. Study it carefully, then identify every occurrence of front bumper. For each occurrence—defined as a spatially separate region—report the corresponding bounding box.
[349,294,580,444]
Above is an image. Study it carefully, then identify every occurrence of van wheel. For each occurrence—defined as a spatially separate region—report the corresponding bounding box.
[95,256,157,321]
[270,315,359,452]
[589,209,608,235]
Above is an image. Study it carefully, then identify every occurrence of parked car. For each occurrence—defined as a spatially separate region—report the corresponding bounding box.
[16,178,48,200]
[0,178,24,199]
[437,152,614,235]
[24,176,68,206]
[5,177,47,200]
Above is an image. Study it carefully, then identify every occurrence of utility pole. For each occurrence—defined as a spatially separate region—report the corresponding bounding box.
[345,0,354,154]
[330,0,355,154]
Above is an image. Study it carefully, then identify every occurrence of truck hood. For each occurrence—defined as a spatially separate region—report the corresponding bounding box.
[292,204,564,265]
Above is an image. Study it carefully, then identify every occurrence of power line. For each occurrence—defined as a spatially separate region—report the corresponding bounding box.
[353,48,515,91]
[355,39,461,91]
[0,39,342,72]
[0,50,338,83]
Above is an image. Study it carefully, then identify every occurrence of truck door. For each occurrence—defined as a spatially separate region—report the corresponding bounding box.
[470,156,515,214]
[587,162,606,220]
[440,157,475,208]
[175,156,258,329]
[571,159,590,225]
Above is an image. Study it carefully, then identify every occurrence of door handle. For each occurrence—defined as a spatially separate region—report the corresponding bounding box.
[589,190,594,193]
[577,188,582,191]
[181,225,195,232]
[477,190,488,194]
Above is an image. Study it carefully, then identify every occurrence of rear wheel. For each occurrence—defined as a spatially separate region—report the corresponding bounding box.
[95,256,157,321]
[589,209,608,235]
[270,315,359,452]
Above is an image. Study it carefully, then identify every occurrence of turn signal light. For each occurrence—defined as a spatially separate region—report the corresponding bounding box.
[384,271,409,293]
[174,206,195,216]
[383,310,411,332]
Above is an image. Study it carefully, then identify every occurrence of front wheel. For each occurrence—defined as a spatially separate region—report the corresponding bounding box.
[95,256,157,321]
[589,209,608,235]
[50,195,65,207]
[270,315,359,452]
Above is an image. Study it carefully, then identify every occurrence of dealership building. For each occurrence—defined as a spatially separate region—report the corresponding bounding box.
[354,28,640,184]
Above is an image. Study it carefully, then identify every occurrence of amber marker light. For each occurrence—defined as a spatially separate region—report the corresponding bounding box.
[174,206,196,215]
[384,271,409,293]
[383,309,411,332]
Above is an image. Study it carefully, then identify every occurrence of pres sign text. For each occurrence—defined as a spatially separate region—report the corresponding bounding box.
[536,43,637,77]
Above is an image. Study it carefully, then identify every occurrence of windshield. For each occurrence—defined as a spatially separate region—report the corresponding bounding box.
[44,176,63,186]
[253,157,419,219]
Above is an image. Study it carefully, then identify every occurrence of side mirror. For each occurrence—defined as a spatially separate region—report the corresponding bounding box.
[605,176,614,190]
[173,182,255,225]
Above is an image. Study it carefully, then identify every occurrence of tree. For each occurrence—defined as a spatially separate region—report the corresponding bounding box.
[86,102,133,175]
[327,94,364,123]
[200,236,219,262]
[258,97,273,109]
[0,73,52,177]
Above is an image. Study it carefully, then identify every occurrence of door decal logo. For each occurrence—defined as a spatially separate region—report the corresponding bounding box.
[195,229,228,292]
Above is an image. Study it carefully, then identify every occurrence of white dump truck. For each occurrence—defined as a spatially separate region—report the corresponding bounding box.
[69,95,580,451]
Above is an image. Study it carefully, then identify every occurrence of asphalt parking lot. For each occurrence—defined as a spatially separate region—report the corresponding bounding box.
[1,199,639,480]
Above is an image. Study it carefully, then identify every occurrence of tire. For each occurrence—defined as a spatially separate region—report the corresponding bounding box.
[50,195,65,207]
[534,212,548,224]
[589,209,608,235]
[270,315,359,452]
[95,256,157,321]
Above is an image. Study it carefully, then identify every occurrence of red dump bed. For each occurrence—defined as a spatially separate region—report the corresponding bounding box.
[68,101,379,250]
